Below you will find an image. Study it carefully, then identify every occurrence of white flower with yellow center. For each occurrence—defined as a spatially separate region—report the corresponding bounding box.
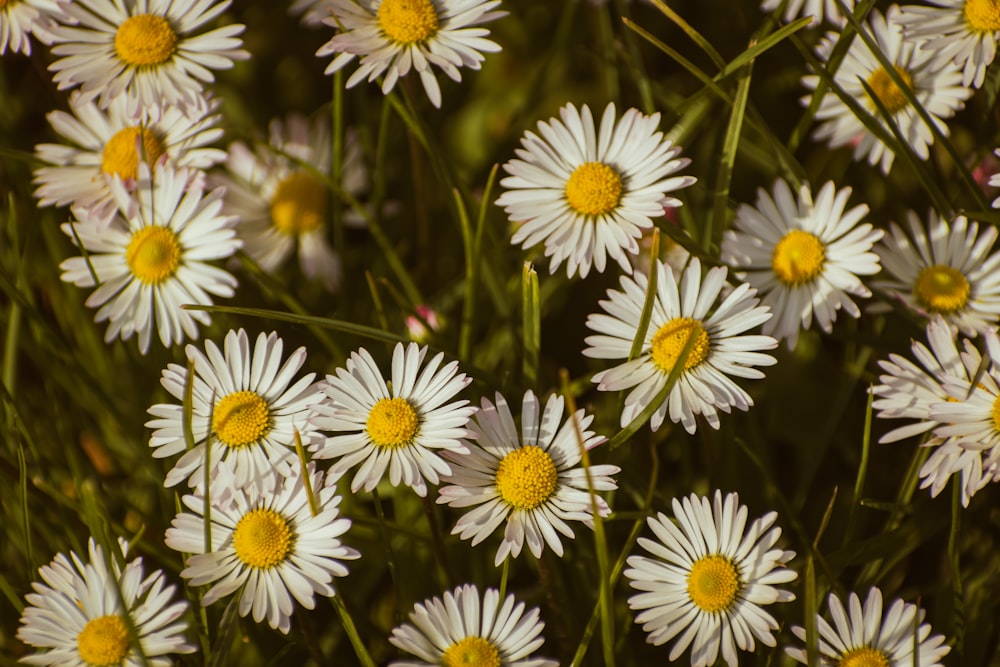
[47,0,249,120]
[496,102,696,278]
[760,0,856,24]
[59,164,240,354]
[166,464,358,634]
[786,588,950,667]
[802,5,972,174]
[34,91,226,228]
[311,341,475,497]
[0,0,68,55]
[388,583,558,667]
[210,113,364,292]
[146,328,327,491]
[625,491,797,667]
[316,0,505,109]
[899,0,1000,88]
[17,538,195,667]
[874,211,1000,336]
[721,179,883,349]
[437,390,620,566]
[584,257,777,434]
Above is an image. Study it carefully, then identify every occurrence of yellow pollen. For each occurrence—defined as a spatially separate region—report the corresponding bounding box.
[565,161,624,216]
[686,555,740,613]
[377,0,440,44]
[771,229,826,285]
[212,390,272,448]
[865,66,913,115]
[101,126,166,180]
[233,508,293,569]
[495,445,558,510]
[77,615,130,666]
[125,226,180,285]
[441,636,502,667]
[965,0,1000,32]
[837,646,891,667]
[114,14,177,67]
[650,317,710,374]
[914,265,970,314]
[270,171,328,236]
[366,397,419,448]
[992,394,1000,434]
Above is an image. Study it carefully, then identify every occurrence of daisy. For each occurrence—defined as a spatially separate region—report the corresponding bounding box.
[721,179,883,349]
[988,148,1000,207]
[165,463,359,634]
[496,102,697,278]
[583,257,777,434]
[311,341,476,497]
[899,0,1000,88]
[624,491,797,667]
[802,5,972,174]
[1,0,68,55]
[388,583,557,667]
[210,113,363,292]
[760,0,855,25]
[437,389,620,566]
[786,588,950,666]
[146,328,327,491]
[873,211,1000,336]
[17,538,195,666]
[47,0,249,120]
[34,91,226,228]
[316,0,506,109]
[59,164,240,354]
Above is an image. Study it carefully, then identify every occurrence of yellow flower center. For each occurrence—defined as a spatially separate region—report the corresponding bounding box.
[114,14,177,67]
[565,161,624,216]
[233,508,293,569]
[377,0,440,44]
[101,126,166,180]
[441,636,502,667]
[837,646,891,667]
[270,171,328,236]
[211,390,272,448]
[686,555,740,613]
[965,0,1000,32]
[914,265,970,314]
[495,445,558,510]
[77,615,129,667]
[992,393,1000,434]
[125,226,181,285]
[366,397,419,447]
[771,229,826,285]
[865,65,913,115]
[650,317,710,374]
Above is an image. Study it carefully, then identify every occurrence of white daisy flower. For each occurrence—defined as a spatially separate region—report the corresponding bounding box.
[290,0,333,27]
[802,5,972,174]
[146,328,327,491]
[874,211,1000,336]
[496,102,697,278]
[624,491,797,667]
[165,463,359,635]
[17,538,195,667]
[786,588,950,667]
[316,0,505,109]
[311,341,475,497]
[760,0,855,25]
[34,91,226,228]
[987,147,1000,207]
[47,0,249,120]
[437,389,620,566]
[388,583,557,667]
[1,0,68,55]
[721,179,883,349]
[210,113,364,292]
[584,257,777,434]
[899,0,1000,88]
[59,164,240,354]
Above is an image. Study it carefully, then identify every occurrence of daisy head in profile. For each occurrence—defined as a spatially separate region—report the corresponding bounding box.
[496,102,696,278]
[316,0,506,109]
